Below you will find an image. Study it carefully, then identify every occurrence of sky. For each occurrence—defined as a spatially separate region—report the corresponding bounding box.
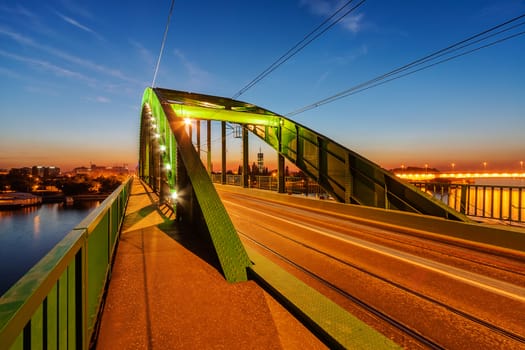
[1,0,524,172]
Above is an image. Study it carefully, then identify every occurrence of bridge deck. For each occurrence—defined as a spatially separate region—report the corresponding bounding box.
[95,179,324,349]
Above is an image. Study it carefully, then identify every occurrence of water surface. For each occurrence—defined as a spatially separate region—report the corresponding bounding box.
[0,202,99,295]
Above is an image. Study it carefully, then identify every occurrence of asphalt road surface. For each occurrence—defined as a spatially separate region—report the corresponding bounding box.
[217,189,525,350]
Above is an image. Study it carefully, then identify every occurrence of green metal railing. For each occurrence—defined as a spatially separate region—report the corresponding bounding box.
[0,178,132,350]
[212,174,330,197]
[412,181,525,224]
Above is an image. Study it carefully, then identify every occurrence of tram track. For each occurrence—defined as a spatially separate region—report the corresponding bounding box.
[218,191,525,349]
[237,224,525,348]
[238,229,444,350]
[225,193,525,283]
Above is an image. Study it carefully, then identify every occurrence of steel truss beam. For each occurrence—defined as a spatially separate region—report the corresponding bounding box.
[148,87,468,223]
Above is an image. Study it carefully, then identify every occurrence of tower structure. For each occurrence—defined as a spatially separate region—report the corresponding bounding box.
[257,148,264,173]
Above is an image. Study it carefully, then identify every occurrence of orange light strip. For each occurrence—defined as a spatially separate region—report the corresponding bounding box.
[396,172,525,181]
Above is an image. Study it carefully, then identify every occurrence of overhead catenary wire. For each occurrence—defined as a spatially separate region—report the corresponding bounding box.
[286,13,525,117]
[289,29,525,117]
[232,0,367,99]
[152,0,176,87]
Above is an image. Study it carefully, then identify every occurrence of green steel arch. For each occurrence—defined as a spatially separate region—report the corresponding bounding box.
[140,87,468,222]
[139,87,252,283]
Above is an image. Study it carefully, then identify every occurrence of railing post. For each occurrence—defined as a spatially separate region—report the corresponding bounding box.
[196,119,201,155]
[78,242,87,349]
[460,185,467,214]
[344,153,352,204]
[207,120,212,175]
[221,121,226,185]
[278,154,285,193]
[242,125,249,188]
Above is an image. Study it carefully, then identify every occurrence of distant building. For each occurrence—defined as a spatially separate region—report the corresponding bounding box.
[32,166,60,178]
[73,166,91,175]
[257,148,264,173]
[73,164,129,177]
[9,167,32,177]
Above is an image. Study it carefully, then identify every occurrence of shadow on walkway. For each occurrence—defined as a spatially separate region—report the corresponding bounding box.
[95,179,325,350]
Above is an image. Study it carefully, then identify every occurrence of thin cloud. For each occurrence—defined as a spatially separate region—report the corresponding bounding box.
[329,44,368,65]
[58,0,93,19]
[25,85,60,96]
[54,10,104,40]
[315,70,331,88]
[174,49,213,89]
[341,13,364,33]
[129,39,155,65]
[0,66,23,80]
[0,4,56,37]
[0,28,139,84]
[300,0,365,33]
[0,27,34,46]
[0,49,95,83]
[87,96,111,103]
[0,4,38,19]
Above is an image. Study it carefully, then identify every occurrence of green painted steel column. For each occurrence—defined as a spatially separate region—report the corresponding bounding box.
[317,136,326,188]
[221,121,226,184]
[242,125,249,188]
[207,120,212,174]
[176,147,188,221]
[196,119,201,156]
[295,124,304,169]
[278,154,285,193]
[345,153,352,204]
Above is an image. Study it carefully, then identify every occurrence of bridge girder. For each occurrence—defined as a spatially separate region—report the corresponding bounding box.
[142,87,469,225]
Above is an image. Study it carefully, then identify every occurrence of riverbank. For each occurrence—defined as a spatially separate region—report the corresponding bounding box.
[0,192,42,209]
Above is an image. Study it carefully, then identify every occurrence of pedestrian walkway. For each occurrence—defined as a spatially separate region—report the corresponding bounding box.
[94,179,325,349]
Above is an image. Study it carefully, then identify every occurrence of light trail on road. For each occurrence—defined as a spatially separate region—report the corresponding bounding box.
[225,198,525,302]
[217,188,525,349]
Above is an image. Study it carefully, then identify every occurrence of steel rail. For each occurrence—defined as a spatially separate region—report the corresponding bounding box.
[239,230,444,349]
[226,196,525,276]
[238,225,525,346]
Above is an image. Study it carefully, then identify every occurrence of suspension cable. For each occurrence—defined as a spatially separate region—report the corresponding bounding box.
[152,0,176,87]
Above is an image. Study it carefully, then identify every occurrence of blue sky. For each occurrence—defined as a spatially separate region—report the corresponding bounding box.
[1,0,524,172]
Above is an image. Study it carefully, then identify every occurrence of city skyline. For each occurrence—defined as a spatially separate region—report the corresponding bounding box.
[1,1,524,172]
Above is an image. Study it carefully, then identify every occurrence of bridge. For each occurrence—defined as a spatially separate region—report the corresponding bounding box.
[1,87,524,349]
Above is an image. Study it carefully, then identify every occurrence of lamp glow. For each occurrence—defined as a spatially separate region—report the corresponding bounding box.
[159,145,166,152]
[184,118,192,126]
[171,191,178,200]
[165,163,171,170]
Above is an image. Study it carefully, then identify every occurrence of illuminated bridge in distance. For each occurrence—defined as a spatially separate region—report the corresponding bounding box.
[1,87,524,350]
[396,171,525,182]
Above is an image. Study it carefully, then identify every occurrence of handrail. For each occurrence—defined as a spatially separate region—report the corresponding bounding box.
[0,177,132,349]
[411,181,525,224]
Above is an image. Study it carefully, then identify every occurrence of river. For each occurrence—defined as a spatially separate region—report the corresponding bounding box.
[0,201,100,296]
